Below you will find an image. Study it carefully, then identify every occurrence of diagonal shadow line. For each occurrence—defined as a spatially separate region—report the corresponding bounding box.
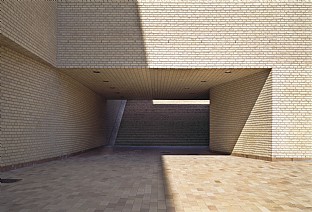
[232,70,272,156]
[159,149,228,211]
[209,70,272,154]
[229,70,272,154]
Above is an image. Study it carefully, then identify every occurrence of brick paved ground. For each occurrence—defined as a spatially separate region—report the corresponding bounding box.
[1,147,311,211]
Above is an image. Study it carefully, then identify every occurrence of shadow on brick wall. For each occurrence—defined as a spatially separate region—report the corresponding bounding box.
[57,0,148,68]
[115,100,209,146]
[210,70,272,157]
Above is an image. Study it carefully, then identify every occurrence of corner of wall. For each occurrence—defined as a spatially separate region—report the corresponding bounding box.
[210,70,272,159]
[105,100,127,146]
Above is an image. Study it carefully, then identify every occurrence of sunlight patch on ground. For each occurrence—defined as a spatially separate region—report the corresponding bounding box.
[161,155,312,211]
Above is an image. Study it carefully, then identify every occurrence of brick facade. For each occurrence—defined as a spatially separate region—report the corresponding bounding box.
[57,0,311,159]
[57,0,147,68]
[1,1,57,66]
[1,0,311,165]
[1,46,106,168]
[210,70,272,159]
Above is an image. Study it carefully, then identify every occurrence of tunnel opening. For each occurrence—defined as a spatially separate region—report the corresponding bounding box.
[114,100,210,147]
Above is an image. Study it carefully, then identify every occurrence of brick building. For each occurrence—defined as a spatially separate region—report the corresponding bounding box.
[1,0,311,170]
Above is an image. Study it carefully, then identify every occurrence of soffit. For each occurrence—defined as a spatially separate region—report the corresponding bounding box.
[61,68,269,99]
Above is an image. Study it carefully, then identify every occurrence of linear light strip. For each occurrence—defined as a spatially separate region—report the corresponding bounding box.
[153,100,210,105]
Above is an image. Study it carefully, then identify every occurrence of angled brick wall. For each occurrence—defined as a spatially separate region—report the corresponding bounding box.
[116,100,209,146]
[105,100,127,146]
[210,71,272,159]
[0,46,106,168]
[0,1,130,169]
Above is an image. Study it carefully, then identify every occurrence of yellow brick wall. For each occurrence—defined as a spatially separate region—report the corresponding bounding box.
[57,0,311,159]
[116,100,209,146]
[57,0,310,69]
[1,0,311,161]
[57,0,147,68]
[210,71,272,158]
[1,46,106,167]
[1,0,57,66]
[272,67,312,159]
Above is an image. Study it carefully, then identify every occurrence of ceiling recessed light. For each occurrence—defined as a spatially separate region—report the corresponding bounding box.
[225,71,232,74]
[93,71,100,73]
[201,81,207,82]
[103,80,109,82]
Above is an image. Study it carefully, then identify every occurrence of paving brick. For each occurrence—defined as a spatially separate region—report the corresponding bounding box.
[1,147,311,211]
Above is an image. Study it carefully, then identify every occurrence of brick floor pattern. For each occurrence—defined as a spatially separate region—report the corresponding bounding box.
[1,147,311,212]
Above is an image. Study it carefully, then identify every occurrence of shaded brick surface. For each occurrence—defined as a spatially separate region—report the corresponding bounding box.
[1,0,57,66]
[116,101,209,146]
[0,46,106,167]
[210,70,272,158]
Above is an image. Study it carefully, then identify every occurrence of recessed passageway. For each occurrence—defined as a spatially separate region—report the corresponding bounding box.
[1,147,311,211]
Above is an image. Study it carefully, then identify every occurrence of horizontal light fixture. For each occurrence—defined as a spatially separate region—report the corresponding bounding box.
[93,71,100,73]
[153,100,210,105]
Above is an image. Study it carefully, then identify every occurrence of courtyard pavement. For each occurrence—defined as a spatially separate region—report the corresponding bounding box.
[1,147,311,212]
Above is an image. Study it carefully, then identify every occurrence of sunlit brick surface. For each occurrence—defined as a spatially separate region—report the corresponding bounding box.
[2,147,311,211]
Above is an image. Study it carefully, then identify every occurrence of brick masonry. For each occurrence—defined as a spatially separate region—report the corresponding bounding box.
[1,0,57,66]
[57,0,311,159]
[1,0,311,164]
[0,1,125,169]
[0,46,107,168]
[210,70,272,159]
[116,100,209,146]
[57,0,147,68]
